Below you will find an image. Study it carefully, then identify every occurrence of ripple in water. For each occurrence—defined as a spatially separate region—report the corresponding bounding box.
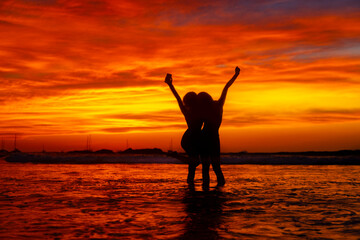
[0,161,359,239]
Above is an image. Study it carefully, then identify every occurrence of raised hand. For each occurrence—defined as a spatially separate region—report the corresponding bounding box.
[235,66,240,75]
[165,73,173,85]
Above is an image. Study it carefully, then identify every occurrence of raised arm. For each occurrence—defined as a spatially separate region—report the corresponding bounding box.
[164,73,186,115]
[218,66,240,107]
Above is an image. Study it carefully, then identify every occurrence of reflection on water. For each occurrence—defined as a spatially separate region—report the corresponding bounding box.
[180,188,226,239]
[0,160,360,239]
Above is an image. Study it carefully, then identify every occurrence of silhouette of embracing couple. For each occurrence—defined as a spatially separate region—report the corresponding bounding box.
[165,66,240,190]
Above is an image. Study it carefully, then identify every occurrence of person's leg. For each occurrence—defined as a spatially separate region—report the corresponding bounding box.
[187,157,200,185]
[211,155,225,186]
[201,156,210,190]
[187,164,195,185]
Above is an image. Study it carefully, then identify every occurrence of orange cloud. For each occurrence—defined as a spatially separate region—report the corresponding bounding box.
[1,0,360,151]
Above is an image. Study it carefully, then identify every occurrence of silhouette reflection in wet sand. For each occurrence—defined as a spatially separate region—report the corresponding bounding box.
[165,67,240,190]
[179,188,227,239]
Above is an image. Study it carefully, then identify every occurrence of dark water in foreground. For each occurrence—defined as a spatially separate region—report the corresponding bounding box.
[1,160,360,239]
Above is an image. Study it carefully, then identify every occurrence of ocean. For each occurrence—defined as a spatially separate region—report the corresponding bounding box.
[0,159,359,239]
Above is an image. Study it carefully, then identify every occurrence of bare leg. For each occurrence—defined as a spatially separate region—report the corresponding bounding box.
[187,160,199,185]
[167,152,200,184]
[211,156,225,186]
[201,156,210,190]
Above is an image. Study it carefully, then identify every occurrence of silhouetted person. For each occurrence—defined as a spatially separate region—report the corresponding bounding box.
[199,66,240,190]
[165,74,202,185]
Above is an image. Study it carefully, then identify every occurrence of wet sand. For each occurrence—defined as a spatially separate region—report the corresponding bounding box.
[1,160,359,239]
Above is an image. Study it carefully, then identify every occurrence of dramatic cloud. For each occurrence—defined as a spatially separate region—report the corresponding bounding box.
[1,0,360,151]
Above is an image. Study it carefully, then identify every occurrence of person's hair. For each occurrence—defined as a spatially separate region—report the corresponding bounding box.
[183,92,197,108]
[198,92,213,105]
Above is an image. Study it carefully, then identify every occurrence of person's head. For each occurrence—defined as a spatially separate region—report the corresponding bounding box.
[198,92,214,117]
[198,92,213,106]
[183,92,197,109]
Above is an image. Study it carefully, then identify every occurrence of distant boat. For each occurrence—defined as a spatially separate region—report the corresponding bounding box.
[0,149,9,157]
[120,148,165,155]
[95,149,114,154]
[67,150,93,154]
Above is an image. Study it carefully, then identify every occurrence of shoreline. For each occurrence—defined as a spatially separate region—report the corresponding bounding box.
[2,151,360,165]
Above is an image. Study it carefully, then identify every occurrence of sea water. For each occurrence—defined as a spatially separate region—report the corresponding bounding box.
[0,159,359,239]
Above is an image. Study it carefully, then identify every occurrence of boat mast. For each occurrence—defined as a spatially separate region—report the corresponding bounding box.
[14,134,17,151]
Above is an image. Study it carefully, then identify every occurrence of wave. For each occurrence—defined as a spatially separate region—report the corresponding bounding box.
[4,152,360,165]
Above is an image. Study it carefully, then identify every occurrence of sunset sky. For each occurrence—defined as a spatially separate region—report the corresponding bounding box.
[1,0,360,152]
